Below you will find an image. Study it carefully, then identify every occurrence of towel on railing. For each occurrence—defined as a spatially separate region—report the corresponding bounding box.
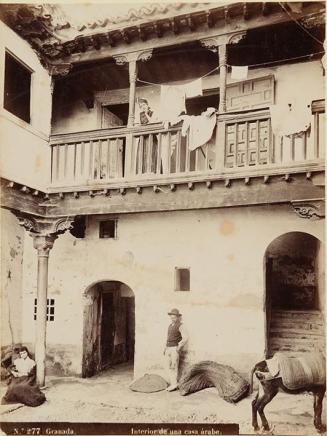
[179,107,216,151]
[270,99,312,137]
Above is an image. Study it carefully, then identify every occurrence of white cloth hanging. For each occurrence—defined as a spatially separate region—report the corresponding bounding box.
[270,99,312,137]
[183,78,203,98]
[231,66,248,80]
[159,85,186,125]
[179,107,216,151]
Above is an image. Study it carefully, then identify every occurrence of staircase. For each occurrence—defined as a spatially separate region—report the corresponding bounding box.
[269,310,325,356]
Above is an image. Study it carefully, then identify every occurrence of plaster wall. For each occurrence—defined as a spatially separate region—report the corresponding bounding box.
[0,22,52,190]
[1,209,24,348]
[51,60,324,136]
[317,243,325,314]
[20,204,324,378]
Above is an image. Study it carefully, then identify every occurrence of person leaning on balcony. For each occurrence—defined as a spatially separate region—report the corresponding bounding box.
[163,308,188,392]
[138,98,154,125]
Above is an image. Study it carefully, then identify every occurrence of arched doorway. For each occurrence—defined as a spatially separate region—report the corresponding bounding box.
[265,232,325,357]
[82,281,135,377]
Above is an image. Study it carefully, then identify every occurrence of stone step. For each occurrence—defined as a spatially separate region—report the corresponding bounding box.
[270,328,325,339]
[270,319,325,332]
[271,310,323,320]
[270,345,325,354]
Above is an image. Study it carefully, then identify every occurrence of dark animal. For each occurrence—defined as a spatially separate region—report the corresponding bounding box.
[250,353,326,433]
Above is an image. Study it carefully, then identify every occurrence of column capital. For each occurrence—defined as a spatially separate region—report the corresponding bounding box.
[291,199,325,220]
[113,48,153,65]
[14,213,76,243]
[33,234,57,257]
[200,31,247,52]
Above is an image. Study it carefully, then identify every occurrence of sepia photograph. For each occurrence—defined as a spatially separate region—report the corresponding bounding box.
[0,1,325,435]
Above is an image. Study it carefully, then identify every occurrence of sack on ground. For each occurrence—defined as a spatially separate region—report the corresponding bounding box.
[178,360,249,403]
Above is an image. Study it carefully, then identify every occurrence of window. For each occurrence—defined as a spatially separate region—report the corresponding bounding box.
[34,298,55,321]
[312,100,325,159]
[102,104,128,127]
[99,219,117,239]
[175,268,190,291]
[4,52,32,123]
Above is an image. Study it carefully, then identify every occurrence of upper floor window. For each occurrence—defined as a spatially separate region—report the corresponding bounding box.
[175,267,190,292]
[99,219,117,239]
[3,51,32,123]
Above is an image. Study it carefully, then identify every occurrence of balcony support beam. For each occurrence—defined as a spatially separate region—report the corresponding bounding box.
[200,31,246,113]
[113,49,153,127]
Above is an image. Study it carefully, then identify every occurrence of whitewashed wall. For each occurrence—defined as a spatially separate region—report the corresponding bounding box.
[0,22,52,190]
[1,209,24,347]
[20,204,324,378]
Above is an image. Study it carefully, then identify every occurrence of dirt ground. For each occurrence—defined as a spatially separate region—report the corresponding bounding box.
[0,363,326,435]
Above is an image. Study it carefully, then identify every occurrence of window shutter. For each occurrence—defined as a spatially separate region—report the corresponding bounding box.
[226,75,275,112]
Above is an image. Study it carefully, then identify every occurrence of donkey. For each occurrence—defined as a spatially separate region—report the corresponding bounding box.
[250,356,326,433]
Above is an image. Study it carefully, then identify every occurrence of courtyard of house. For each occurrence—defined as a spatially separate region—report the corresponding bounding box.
[1,363,325,435]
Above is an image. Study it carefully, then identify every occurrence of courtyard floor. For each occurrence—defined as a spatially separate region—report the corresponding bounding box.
[0,363,325,435]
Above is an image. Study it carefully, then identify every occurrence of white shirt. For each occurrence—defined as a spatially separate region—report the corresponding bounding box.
[13,356,35,376]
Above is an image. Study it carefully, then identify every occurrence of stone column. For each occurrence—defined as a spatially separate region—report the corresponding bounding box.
[15,214,75,386]
[33,234,56,386]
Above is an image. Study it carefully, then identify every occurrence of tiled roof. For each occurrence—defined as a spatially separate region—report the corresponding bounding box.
[40,2,220,35]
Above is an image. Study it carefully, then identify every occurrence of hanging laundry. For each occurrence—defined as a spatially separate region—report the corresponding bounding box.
[231,66,248,80]
[270,99,312,137]
[180,107,216,151]
[158,132,178,175]
[183,78,203,98]
[159,85,186,125]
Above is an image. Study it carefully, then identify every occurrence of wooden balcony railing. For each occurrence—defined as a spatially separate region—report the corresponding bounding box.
[49,106,325,190]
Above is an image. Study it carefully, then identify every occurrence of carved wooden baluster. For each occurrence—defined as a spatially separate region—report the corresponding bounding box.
[156,133,162,175]
[128,60,137,127]
[218,44,227,113]
[106,138,110,179]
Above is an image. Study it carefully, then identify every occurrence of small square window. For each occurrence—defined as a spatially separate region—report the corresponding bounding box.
[34,298,55,321]
[99,220,117,239]
[175,268,190,291]
[4,52,32,123]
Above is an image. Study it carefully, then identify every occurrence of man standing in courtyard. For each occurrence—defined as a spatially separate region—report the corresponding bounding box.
[164,308,188,391]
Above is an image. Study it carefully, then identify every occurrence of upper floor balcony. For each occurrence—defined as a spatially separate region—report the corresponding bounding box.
[49,101,325,192]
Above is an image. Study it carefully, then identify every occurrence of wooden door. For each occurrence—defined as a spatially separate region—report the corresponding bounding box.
[82,289,101,377]
[100,293,115,369]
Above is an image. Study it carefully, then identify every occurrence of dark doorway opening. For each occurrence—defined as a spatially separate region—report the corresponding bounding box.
[265,232,325,357]
[82,281,135,377]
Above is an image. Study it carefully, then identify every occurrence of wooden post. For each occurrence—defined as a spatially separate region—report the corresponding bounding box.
[33,234,56,386]
[128,60,138,127]
[218,44,227,113]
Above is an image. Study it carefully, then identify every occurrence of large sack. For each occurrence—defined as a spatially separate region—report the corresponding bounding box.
[178,360,249,403]
[129,374,168,393]
[274,352,326,390]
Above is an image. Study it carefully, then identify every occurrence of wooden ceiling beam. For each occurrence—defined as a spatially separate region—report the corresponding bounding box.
[138,26,147,41]
[171,18,180,35]
[121,30,131,44]
[206,11,215,28]
[262,3,270,16]
[243,4,250,20]
[49,2,325,67]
